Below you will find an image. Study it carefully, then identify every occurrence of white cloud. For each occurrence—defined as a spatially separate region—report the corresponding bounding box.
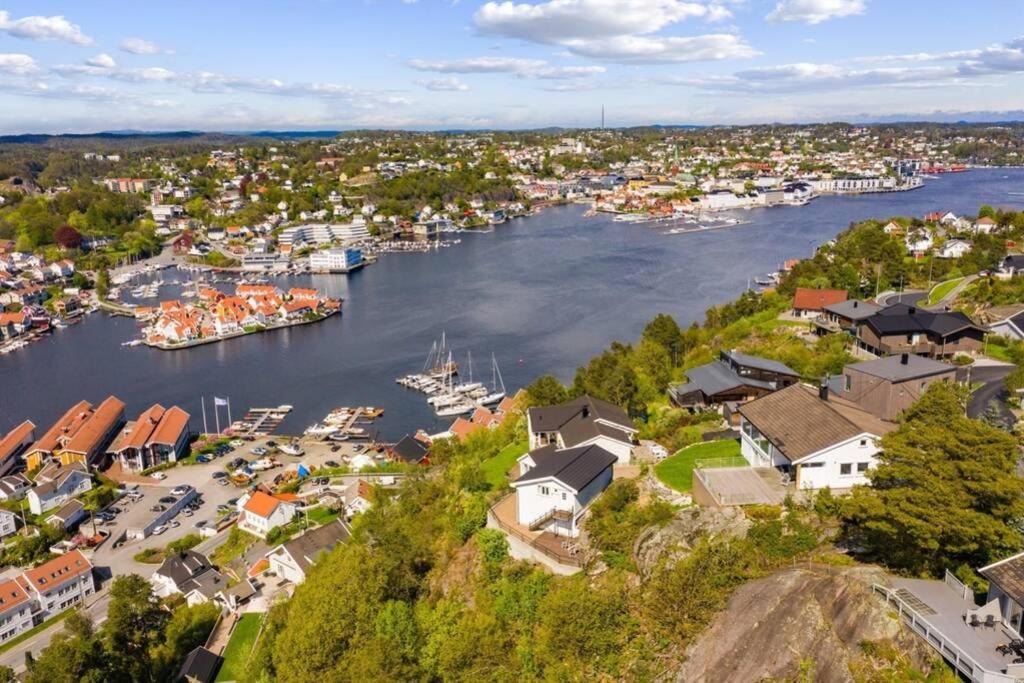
[0,10,92,45]
[475,0,725,43]
[416,76,470,91]
[766,0,865,25]
[86,53,117,69]
[473,0,752,64]
[409,56,606,79]
[409,57,546,73]
[119,37,172,55]
[0,53,38,76]
[564,33,758,63]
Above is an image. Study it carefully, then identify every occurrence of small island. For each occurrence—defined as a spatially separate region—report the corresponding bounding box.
[136,284,340,349]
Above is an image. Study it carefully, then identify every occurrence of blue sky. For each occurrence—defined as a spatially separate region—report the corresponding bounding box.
[0,1,1022,133]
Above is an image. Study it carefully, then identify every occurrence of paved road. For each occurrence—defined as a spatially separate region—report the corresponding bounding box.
[879,290,926,306]
[967,364,1017,428]
[0,589,112,673]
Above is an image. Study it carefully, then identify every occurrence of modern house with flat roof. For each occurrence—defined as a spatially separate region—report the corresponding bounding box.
[857,303,985,359]
[834,353,958,420]
[668,350,800,413]
[526,394,637,465]
[738,383,897,490]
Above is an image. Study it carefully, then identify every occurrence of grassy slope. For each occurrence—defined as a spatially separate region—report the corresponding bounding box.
[216,613,264,682]
[480,441,528,489]
[927,276,965,305]
[654,439,742,492]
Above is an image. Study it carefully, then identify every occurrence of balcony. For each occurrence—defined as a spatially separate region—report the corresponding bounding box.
[488,493,587,570]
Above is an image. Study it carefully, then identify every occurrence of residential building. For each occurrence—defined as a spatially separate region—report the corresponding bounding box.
[0,474,30,501]
[791,287,848,318]
[738,383,896,490]
[47,500,86,531]
[309,248,364,273]
[834,353,958,420]
[265,519,351,584]
[149,550,236,606]
[21,549,95,617]
[388,434,431,465]
[526,394,637,465]
[938,239,972,259]
[813,299,882,336]
[857,303,985,358]
[25,397,125,470]
[999,255,1024,278]
[0,579,33,643]
[668,350,800,412]
[238,491,297,538]
[177,647,223,683]
[980,552,1024,634]
[27,462,92,515]
[109,404,191,472]
[0,420,34,476]
[990,310,1024,341]
[0,509,16,538]
[278,221,372,247]
[511,444,617,538]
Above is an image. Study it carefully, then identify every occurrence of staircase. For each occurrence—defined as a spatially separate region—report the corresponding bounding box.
[527,507,572,531]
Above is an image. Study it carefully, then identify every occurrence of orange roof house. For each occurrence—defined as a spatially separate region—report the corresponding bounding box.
[792,288,848,316]
[0,420,34,475]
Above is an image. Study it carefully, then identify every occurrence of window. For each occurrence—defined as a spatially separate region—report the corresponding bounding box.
[840,463,852,475]
[844,374,852,392]
[857,462,870,472]
[561,492,567,501]
[539,486,550,496]
[859,439,867,447]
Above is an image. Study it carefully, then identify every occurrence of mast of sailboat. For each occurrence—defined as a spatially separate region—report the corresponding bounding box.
[422,340,437,374]
[466,350,473,385]
[493,353,505,393]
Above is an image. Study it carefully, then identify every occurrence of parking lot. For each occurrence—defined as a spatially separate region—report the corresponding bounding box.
[91,433,393,577]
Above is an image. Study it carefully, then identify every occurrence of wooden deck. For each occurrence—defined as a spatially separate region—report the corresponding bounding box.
[490,494,585,567]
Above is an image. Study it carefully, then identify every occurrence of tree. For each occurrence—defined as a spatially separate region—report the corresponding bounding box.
[96,267,110,298]
[103,575,168,681]
[53,224,83,250]
[150,602,220,681]
[26,612,107,683]
[525,374,569,406]
[841,383,1024,575]
[642,313,683,365]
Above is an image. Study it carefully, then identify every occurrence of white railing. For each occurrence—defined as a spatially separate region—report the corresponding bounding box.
[872,584,1021,683]
[945,569,973,601]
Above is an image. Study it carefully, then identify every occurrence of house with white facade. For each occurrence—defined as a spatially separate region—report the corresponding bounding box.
[937,239,972,259]
[737,383,896,490]
[0,509,16,538]
[511,444,617,538]
[21,549,95,618]
[237,491,296,538]
[0,579,33,644]
[526,395,637,465]
[27,462,92,515]
[265,519,350,584]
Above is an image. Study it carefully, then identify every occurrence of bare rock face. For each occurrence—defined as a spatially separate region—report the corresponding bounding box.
[634,506,751,578]
[675,566,935,683]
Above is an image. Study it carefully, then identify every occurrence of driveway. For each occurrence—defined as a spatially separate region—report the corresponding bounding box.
[967,364,1017,429]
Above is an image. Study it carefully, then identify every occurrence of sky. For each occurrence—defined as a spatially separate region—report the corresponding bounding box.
[0,1,1022,133]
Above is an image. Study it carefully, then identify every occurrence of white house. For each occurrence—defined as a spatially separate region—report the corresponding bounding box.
[937,239,972,259]
[22,550,95,617]
[511,444,617,538]
[526,395,637,465]
[27,462,92,515]
[905,231,934,254]
[971,216,998,234]
[237,491,296,538]
[0,509,16,538]
[265,519,350,584]
[990,310,1024,342]
[0,579,33,644]
[737,383,897,490]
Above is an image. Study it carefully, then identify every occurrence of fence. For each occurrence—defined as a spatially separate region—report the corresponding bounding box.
[487,494,584,568]
[945,569,972,601]
[694,456,750,471]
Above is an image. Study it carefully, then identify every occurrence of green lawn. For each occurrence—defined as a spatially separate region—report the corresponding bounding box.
[927,276,965,305]
[211,527,258,566]
[216,613,263,682]
[481,441,528,489]
[654,439,742,492]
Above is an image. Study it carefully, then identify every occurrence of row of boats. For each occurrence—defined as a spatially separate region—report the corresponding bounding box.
[304,406,384,440]
[396,335,507,417]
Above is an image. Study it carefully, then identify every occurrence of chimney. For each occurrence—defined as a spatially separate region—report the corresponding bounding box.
[581,406,590,419]
[900,353,909,365]
[909,306,917,315]
[853,300,858,308]
[819,378,829,401]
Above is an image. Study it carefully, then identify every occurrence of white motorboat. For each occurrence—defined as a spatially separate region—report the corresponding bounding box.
[436,401,474,417]
[304,423,340,437]
[476,353,507,407]
[278,442,304,456]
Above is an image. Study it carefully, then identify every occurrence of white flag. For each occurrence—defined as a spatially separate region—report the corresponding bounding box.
[214,397,228,406]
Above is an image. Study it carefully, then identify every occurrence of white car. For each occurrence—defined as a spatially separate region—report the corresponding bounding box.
[229,439,244,448]
[170,485,192,496]
[169,520,181,528]
[150,472,167,481]
[152,525,167,535]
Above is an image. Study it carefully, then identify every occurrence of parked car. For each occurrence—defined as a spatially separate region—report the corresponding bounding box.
[182,509,193,517]
[212,471,227,479]
[171,485,193,496]
[152,525,167,535]
[150,472,167,481]
[330,445,341,453]
[228,458,246,469]
[217,479,229,487]
[251,447,268,457]
[325,460,340,468]
[195,455,210,464]
[194,520,208,529]
[158,496,177,505]
[229,440,244,448]
[107,506,122,515]
[169,520,180,528]
[150,504,166,512]
[266,441,277,448]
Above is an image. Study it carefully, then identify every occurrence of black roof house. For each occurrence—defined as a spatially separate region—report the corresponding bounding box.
[514,444,617,492]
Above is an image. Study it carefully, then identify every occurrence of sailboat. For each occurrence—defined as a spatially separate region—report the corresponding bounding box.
[454,351,483,394]
[477,354,506,406]
[434,351,475,416]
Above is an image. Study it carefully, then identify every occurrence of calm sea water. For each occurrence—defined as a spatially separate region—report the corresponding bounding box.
[3,169,1023,439]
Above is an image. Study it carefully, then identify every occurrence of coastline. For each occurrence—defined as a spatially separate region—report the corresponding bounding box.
[141,309,340,351]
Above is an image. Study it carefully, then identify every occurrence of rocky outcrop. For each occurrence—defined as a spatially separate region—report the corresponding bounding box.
[675,565,937,683]
[634,506,751,578]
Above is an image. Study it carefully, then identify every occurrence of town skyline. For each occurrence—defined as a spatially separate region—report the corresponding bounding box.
[0,1,1022,133]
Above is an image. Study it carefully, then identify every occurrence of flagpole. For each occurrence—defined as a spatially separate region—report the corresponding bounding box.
[227,398,232,427]
[201,396,209,436]
[214,402,220,435]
